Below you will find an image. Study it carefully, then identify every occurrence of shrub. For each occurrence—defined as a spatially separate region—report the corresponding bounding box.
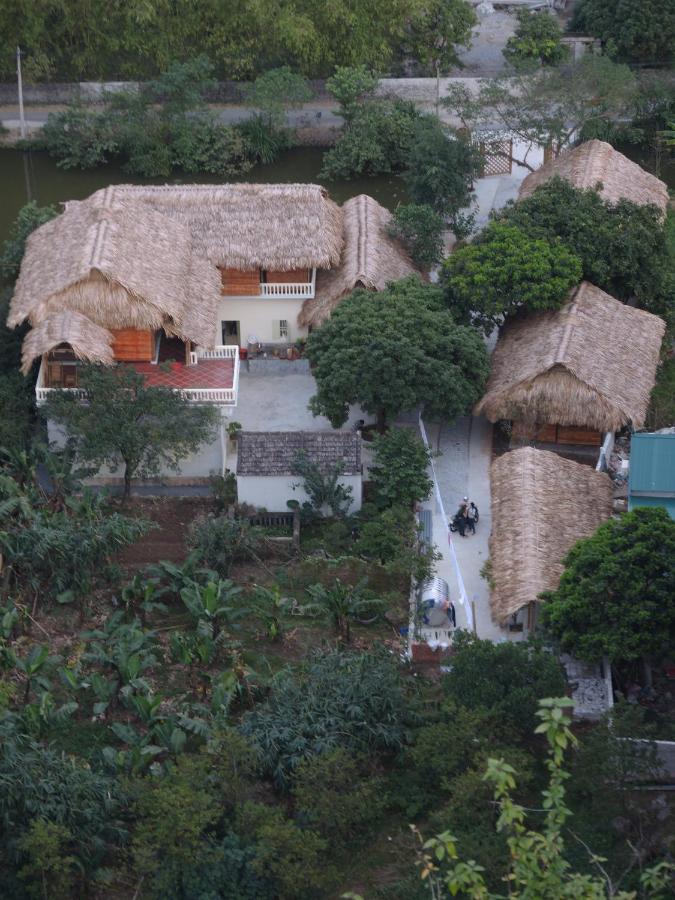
[188,516,265,576]
[387,203,445,270]
[503,10,567,69]
[369,427,432,510]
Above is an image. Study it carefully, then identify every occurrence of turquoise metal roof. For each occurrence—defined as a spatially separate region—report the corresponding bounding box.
[628,434,675,519]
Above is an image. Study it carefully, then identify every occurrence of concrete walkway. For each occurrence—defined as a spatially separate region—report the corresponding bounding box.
[425,416,507,642]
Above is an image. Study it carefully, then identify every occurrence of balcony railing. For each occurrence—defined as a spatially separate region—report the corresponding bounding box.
[260,282,314,299]
[36,345,240,408]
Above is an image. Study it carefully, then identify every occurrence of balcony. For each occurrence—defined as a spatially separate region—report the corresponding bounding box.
[36,345,240,408]
[259,281,314,299]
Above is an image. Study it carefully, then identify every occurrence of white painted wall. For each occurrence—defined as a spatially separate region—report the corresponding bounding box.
[237,473,362,513]
[216,297,309,346]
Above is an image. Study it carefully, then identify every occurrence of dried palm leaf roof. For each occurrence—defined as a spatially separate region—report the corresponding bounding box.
[73,182,344,270]
[475,282,665,432]
[9,199,220,350]
[489,447,614,624]
[298,194,421,328]
[20,311,114,374]
[518,140,669,214]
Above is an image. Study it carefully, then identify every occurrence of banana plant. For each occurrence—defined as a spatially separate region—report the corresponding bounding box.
[0,601,20,640]
[82,613,160,707]
[180,579,247,634]
[20,690,79,736]
[12,644,58,704]
[146,554,219,600]
[250,584,294,642]
[120,574,167,626]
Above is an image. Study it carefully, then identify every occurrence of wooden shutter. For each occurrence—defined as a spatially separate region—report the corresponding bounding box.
[265,268,310,283]
[219,267,261,296]
[272,320,281,340]
[111,329,154,361]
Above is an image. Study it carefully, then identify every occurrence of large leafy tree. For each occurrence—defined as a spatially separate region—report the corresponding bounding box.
[44,364,220,499]
[503,9,568,69]
[442,632,567,738]
[495,177,673,318]
[443,54,637,171]
[571,0,675,65]
[306,277,490,431]
[541,508,675,664]
[368,427,432,510]
[406,0,477,112]
[404,117,480,218]
[441,222,582,335]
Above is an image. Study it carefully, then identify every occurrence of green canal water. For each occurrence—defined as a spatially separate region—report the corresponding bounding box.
[0,147,409,246]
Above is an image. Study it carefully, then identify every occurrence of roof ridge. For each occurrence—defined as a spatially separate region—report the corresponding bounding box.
[553,285,582,365]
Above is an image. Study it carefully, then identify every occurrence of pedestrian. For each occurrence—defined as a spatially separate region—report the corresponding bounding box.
[455,498,469,537]
[448,602,456,628]
[467,499,478,534]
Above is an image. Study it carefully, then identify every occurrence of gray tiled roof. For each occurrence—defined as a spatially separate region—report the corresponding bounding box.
[237,431,361,476]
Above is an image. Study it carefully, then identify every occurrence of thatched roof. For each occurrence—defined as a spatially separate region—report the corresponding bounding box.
[71,183,344,271]
[489,447,614,624]
[518,140,669,214]
[299,195,420,328]
[9,200,220,349]
[20,311,114,374]
[475,282,665,432]
[237,431,361,476]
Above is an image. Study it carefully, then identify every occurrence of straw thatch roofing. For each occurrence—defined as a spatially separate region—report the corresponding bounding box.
[71,183,344,271]
[298,194,420,328]
[20,311,114,374]
[475,282,666,432]
[518,140,669,214]
[9,200,220,349]
[489,447,614,624]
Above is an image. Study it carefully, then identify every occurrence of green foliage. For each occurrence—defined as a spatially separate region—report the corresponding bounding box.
[249,584,295,641]
[302,577,383,642]
[406,0,477,76]
[179,579,246,636]
[292,749,386,845]
[320,98,421,179]
[414,698,675,899]
[306,277,490,429]
[646,355,675,430]
[404,118,479,218]
[355,504,438,582]
[496,177,673,318]
[17,818,79,900]
[40,101,119,169]
[0,201,59,285]
[571,0,675,64]
[44,364,219,498]
[170,116,254,175]
[290,449,354,517]
[245,66,312,128]
[188,516,265,576]
[240,648,407,786]
[387,203,445,270]
[0,373,33,454]
[503,10,567,69]
[541,508,675,663]
[442,632,567,737]
[326,65,379,120]
[442,222,582,334]
[369,428,432,510]
[444,55,638,170]
[237,801,330,899]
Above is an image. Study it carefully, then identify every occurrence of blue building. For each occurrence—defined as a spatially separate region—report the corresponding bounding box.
[628,433,675,519]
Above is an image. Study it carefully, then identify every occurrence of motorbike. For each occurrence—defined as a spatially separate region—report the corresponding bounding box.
[449,503,479,533]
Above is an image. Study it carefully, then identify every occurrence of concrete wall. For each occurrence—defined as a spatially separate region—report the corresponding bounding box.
[217,297,308,346]
[237,473,362,513]
[48,412,228,486]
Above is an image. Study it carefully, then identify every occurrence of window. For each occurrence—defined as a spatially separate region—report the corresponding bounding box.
[279,319,289,339]
[273,319,290,340]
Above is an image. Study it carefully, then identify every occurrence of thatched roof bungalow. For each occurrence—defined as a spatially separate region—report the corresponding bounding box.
[20,311,114,375]
[518,140,669,214]
[489,447,614,626]
[475,282,665,435]
[299,194,420,329]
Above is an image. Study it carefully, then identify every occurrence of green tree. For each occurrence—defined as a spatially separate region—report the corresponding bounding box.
[355,505,439,581]
[496,177,673,318]
[386,203,445,270]
[646,356,675,430]
[326,64,379,121]
[245,66,312,128]
[541,508,675,664]
[442,222,582,335]
[404,117,480,219]
[406,0,477,112]
[44,364,219,499]
[0,373,33,453]
[291,749,386,845]
[444,54,637,171]
[17,819,79,900]
[0,201,59,285]
[320,98,421,179]
[503,10,568,69]
[369,427,432,510]
[413,698,675,899]
[442,632,567,737]
[306,277,490,431]
[571,0,675,65]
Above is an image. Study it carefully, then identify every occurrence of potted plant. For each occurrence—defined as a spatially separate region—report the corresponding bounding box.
[227,421,242,451]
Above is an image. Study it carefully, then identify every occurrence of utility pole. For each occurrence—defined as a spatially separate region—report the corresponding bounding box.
[17,46,26,139]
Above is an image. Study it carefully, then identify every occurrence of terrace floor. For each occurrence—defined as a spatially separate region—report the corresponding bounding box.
[128,359,235,391]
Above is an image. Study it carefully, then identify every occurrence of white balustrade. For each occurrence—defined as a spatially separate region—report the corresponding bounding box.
[259,282,314,299]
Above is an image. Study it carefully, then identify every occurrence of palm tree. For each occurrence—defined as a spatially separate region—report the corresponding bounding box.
[302,578,383,642]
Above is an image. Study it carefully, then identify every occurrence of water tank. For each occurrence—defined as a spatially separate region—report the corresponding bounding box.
[418,578,452,627]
